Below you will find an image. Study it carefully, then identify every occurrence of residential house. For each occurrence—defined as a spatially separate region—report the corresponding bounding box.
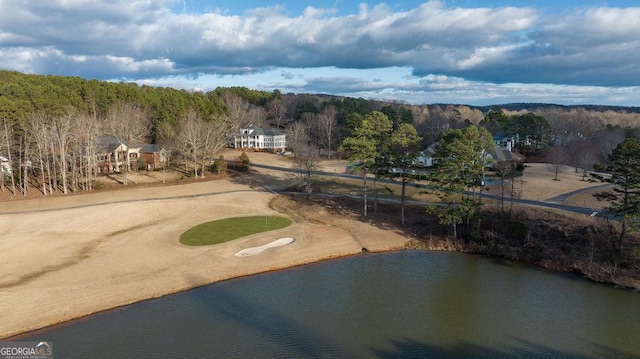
[493,132,515,148]
[229,124,286,152]
[488,133,523,168]
[416,143,438,167]
[416,139,520,170]
[96,136,144,173]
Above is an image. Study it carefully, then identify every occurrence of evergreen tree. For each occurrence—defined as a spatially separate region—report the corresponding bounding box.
[340,111,392,216]
[389,123,422,225]
[595,138,640,259]
[427,125,495,239]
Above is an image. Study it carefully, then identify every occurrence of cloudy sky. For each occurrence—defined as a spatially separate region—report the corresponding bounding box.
[1,0,639,106]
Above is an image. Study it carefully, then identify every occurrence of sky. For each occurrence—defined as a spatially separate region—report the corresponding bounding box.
[1,0,639,106]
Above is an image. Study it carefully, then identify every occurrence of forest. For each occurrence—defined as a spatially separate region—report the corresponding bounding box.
[1,69,640,199]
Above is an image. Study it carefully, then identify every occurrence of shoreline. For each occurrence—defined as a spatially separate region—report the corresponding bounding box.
[8,250,379,340]
[0,180,410,339]
[1,154,632,339]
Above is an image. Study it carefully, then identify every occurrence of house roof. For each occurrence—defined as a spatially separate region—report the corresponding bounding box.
[493,131,508,141]
[420,143,438,157]
[97,136,123,152]
[491,147,522,162]
[140,143,160,153]
[244,124,284,136]
[97,136,147,152]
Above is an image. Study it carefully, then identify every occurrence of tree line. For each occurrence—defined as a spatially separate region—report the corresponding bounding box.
[0,71,277,196]
[0,70,638,271]
[1,70,640,198]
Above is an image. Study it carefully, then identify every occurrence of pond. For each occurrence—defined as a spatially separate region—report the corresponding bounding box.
[17,251,640,358]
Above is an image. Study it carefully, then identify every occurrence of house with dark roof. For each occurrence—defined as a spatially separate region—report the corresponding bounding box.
[96,136,165,173]
[229,124,286,152]
[487,139,523,169]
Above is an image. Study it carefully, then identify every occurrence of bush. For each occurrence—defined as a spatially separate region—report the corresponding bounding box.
[211,155,227,174]
[137,159,147,171]
[236,152,250,172]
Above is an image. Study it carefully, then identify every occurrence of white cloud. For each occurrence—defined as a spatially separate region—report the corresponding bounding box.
[0,0,638,105]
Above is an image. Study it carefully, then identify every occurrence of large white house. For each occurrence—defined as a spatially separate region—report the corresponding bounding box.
[229,124,286,152]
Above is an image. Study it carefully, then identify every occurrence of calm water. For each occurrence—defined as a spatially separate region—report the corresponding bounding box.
[16,251,640,358]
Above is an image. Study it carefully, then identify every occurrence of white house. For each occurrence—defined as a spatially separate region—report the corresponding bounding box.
[415,143,438,167]
[229,124,286,152]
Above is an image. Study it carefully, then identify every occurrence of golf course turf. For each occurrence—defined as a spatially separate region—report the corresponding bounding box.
[179,216,293,246]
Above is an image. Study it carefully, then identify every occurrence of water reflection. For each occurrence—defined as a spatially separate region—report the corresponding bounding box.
[16,251,640,359]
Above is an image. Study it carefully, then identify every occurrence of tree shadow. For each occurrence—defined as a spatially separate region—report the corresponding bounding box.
[227,168,293,192]
[182,273,358,358]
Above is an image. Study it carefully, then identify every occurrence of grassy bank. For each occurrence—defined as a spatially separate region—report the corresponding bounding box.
[273,191,640,291]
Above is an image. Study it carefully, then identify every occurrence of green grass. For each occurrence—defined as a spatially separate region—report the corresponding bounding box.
[179,216,293,246]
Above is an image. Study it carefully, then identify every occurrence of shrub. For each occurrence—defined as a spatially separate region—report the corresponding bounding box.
[236,152,250,172]
[211,155,227,174]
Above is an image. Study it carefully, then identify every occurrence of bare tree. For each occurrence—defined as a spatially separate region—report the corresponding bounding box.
[286,121,311,157]
[568,139,601,181]
[155,121,178,183]
[52,110,75,194]
[27,113,50,195]
[546,146,569,181]
[0,117,16,194]
[493,160,519,211]
[75,113,101,190]
[200,115,233,178]
[317,106,339,159]
[104,102,151,142]
[267,98,288,128]
[291,142,320,199]
[246,106,266,128]
[221,91,254,135]
[18,134,30,197]
[177,109,205,177]
[592,126,626,165]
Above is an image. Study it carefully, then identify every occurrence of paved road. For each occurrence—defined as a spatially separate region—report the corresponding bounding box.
[545,183,613,204]
[252,162,609,217]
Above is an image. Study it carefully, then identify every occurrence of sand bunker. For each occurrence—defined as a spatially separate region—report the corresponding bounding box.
[234,237,295,257]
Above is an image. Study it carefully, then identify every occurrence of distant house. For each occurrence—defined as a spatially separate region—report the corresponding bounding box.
[493,132,516,150]
[416,143,438,167]
[416,140,520,170]
[488,133,523,168]
[96,136,164,173]
[229,124,286,152]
